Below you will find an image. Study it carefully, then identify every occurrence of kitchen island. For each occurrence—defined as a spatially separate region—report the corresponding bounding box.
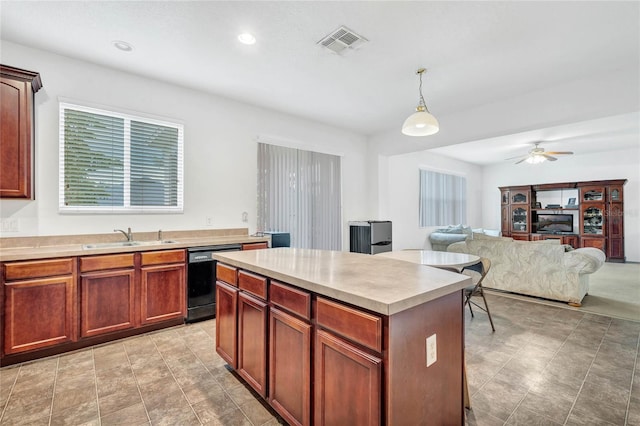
[213,248,470,425]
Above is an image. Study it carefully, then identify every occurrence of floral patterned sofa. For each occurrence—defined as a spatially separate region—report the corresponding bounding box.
[447,234,606,306]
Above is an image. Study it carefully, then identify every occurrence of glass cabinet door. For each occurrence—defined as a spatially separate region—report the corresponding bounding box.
[511,192,528,204]
[581,187,604,202]
[609,186,623,202]
[582,206,603,235]
[511,207,528,232]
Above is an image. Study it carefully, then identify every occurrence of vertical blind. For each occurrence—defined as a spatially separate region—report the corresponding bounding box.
[257,143,342,250]
[419,169,467,226]
[59,103,183,213]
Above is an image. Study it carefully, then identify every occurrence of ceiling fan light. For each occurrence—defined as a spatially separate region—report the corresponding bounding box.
[402,110,439,136]
[525,155,546,164]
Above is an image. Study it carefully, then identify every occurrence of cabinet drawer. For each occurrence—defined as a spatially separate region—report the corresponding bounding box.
[140,249,185,266]
[242,242,268,250]
[270,280,311,320]
[316,297,382,353]
[80,253,135,272]
[239,270,268,300]
[4,258,74,281]
[217,263,237,286]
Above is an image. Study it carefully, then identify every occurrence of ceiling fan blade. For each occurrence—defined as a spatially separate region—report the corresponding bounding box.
[545,151,573,155]
[543,154,558,161]
[515,158,527,164]
[505,154,527,161]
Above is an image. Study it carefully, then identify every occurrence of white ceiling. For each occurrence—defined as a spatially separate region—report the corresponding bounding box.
[1,1,638,164]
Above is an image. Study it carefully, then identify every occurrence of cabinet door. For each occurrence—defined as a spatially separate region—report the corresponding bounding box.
[216,281,238,368]
[511,207,529,233]
[500,189,509,205]
[510,188,529,204]
[501,204,510,236]
[581,204,605,236]
[80,269,136,338]
[581,186,605,202]
[581,237,605,252]
[608,185,623,203]
[0,73,34,199]
[608,203,623,239]
[269,308,311,426]
[564,235,579,249]
[314,329,381,426]
[140,263,186,325]
[238,292,268,397]
[4,276,76,354]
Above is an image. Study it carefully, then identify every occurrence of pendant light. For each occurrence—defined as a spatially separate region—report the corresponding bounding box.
[402,68,439,136]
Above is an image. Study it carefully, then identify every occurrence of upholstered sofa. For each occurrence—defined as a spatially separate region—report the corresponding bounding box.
[447,234,606,306]
[428,225,473,251]
[428,225,501,251]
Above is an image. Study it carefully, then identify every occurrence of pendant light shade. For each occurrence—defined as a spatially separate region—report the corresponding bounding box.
[402,68,439,136]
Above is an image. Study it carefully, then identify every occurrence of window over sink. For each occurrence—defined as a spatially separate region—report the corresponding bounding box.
[58,102,184,213]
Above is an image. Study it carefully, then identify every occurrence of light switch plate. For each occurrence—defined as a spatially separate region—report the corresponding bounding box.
[426,334,437,367]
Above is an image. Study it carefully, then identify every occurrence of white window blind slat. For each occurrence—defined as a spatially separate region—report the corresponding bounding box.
[59,103,183,213]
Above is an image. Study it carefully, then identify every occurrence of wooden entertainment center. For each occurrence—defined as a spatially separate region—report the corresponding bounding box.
[500,179,627,262]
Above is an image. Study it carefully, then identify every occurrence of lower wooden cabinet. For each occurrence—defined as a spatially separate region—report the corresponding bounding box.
[2,250,187,365]
[80,269,136,337]
[141,263,186,325]
[581,236,605,251]
[215,280,238,368]
[79,253,136,338]
[3,257,76,355]
[314,329,382,426]
[269,307,311,426]
[237,291,268,397]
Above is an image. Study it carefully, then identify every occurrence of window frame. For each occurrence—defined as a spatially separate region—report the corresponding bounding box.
[58,102,184,214]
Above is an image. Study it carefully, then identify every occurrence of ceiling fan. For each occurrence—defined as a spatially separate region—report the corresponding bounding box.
[507,143,574,164]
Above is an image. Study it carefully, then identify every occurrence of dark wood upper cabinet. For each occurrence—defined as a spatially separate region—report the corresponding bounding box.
[0,65,42,199]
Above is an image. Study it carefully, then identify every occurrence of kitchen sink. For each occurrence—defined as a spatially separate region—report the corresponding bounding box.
[82,240,178,250]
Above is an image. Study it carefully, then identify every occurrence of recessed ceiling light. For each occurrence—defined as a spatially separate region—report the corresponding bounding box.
[238,33,256,45]
[112,40,133,52]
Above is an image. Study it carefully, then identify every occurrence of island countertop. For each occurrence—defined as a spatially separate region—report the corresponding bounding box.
[213,247,470,315]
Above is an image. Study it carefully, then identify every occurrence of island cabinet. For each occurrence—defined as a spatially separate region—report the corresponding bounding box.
[269,280,312,426]
[2,258,77,355]
[79,253,136,338]
[237,270,269,397]
[215,253,464,426]
[140,249,186,325]
[314,297,382,426]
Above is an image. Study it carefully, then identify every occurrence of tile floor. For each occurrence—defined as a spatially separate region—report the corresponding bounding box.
[0,293,638,425]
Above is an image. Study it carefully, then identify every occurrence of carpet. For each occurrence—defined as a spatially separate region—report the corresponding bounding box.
[485,262,640,322]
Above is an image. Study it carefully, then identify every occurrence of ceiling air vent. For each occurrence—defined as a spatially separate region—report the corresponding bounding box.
[317,26,368,55]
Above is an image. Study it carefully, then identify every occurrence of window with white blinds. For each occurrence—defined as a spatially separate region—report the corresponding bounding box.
[419,169,467,227]
[257,143,342,250]
[59,103,183,213]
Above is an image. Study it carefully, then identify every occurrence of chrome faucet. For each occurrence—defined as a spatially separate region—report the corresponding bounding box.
[114,227,133,242]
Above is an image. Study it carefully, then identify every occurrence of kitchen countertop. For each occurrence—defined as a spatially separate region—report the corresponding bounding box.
[0,229,270,262]
[213,247,470,316]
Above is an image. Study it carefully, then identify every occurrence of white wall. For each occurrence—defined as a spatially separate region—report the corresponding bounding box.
[482,147,640,261]
[383,151,483,251]
[0,41,369,250]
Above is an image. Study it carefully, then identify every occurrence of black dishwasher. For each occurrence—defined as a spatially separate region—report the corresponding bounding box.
[187,244,241,323]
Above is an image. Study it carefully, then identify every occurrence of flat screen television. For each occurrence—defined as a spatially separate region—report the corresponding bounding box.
[536,213,573,233]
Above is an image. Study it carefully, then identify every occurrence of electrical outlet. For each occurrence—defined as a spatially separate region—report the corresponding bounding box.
[242,212,248,222]
[426,334,437,367]
[0,219,20,233]
[206,216,213,226]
